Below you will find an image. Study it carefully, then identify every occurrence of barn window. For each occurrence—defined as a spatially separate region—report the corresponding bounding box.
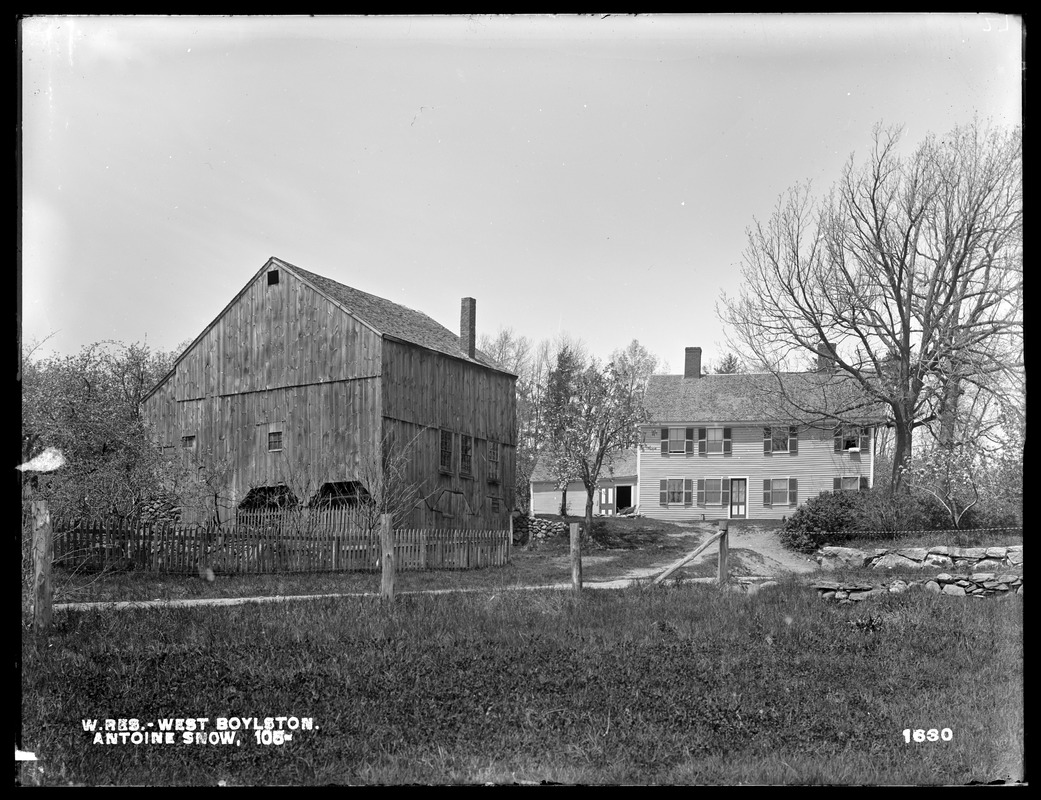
[460,435,473,477]
[181,435,196,449]
[487,441,500,483]
[490,497,501,513]
[268,431,283,452]
[439,430,454,473]
[267,269,280,286]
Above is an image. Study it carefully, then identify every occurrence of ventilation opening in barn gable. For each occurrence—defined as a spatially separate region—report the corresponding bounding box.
[310,481,373,509]
[237,484,299,512]
[267,269,280,286]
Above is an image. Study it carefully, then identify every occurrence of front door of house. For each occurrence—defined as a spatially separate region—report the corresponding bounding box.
[730,479,747,519]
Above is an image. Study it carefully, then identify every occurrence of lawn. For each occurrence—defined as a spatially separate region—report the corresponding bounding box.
[20,580,1023,785]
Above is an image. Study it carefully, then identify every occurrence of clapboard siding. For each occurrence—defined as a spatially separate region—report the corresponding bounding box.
[637,424,874,520]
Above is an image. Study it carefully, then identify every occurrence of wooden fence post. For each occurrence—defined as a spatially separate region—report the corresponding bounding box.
[32,500,52,633]
[380,514,395,601]
[570,522,582,593]
[717,519,729,585]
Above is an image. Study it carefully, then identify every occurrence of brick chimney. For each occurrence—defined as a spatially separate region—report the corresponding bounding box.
[460,297,476,359]
[816,342,835,372]
[684,347,702,379]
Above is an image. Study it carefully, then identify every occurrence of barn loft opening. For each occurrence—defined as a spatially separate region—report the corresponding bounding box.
[237,484,299,512]
[310,481,372,509]
[267,269,280,286]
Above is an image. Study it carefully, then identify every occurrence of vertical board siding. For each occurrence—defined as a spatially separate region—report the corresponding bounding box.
[142,266,516,532]
[637,424,874,520]
[381,339,517,530]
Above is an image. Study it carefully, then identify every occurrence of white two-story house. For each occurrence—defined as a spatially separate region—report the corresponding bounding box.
[637,347,886,521]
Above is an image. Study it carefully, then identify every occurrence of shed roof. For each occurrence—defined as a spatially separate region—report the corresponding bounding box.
[643,372,887,426]
[530,448,638,483]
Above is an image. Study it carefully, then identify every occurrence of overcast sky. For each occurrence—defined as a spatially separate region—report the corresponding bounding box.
[20,14,1022,373]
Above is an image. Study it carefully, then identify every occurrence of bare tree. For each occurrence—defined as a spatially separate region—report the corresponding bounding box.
[546,351,648,538]
[719,121,1022,490]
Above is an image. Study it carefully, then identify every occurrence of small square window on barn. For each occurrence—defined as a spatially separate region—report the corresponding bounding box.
[268,431,283,452]
[267,269,280,286]
[181,435,196,449]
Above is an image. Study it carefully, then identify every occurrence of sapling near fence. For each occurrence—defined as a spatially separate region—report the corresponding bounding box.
[47,512,511,575]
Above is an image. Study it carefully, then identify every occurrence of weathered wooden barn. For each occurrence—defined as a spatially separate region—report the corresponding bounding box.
[141,257,517,528]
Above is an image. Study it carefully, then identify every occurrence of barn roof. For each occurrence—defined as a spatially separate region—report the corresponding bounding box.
[643,372,887,426]
[276,258,510,374]
[530,448,638,483]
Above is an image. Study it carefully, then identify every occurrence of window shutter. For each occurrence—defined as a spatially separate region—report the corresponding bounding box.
[789,426,798,454]
[764,427,772,454]
[698,428,706,455]
[683,479,693,505]
[723,428,732,454]
[789,478,798,506]
[860,427,871,451]
[696,479,705,506]
[685,428,694,454]
[763,478,772,506]
[661,428,668,455]
[833,477,842,492]
[860,476,869,491]
[834,428,843,452]
[659,479,668,505]
[721,478,730,508]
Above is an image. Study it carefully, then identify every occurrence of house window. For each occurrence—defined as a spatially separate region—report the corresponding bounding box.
[834,476,869,492]
[764,426,798,454]
[267,431,283,452]
[439,430,454,473]
[658,478,693,506]
[487,441,500,483]
[698,427,732,455]
[660,427,694,454]
[460,435,473,477]
[669,428,686,453]
[181,435,196,449]
[763,477,798,506]
[705,478,722,505]
[835,426,871,452]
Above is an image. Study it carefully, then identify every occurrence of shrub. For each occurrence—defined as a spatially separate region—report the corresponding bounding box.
[779,491,868,553]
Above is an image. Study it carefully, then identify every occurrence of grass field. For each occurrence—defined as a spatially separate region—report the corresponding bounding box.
[20,579,1022,786]
[20,516,1024,785]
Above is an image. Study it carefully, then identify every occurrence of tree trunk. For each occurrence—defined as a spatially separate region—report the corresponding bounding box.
[585,490,595,545]
[890,410,914,493]
[559,486,568,517]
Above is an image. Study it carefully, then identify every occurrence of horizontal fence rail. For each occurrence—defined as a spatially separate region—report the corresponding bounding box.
[42,511,511,575]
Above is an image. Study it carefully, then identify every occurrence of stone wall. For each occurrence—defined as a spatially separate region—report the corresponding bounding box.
[816,545,1023,572]
[811,542,1023,602]
[812,573,1023,602]
[512,515,571,545]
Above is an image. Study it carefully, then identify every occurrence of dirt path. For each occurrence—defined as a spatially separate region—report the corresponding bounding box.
[609,523,818,584]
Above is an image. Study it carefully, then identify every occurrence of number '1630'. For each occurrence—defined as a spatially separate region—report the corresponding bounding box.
[903,728,953,743]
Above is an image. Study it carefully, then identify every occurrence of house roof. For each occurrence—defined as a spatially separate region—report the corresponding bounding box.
[530,448,638,483]
[277,258,510,374]
[643,372,887,426]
